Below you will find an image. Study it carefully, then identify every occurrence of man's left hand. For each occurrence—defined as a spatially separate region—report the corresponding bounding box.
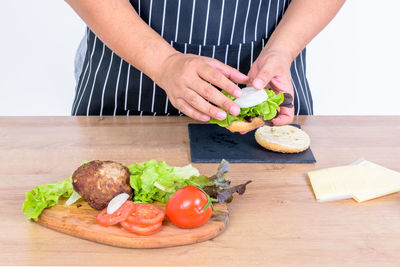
[247,49,295,126]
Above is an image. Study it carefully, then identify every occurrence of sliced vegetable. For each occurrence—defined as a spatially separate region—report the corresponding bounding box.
[166,186,212,229]
[22,178,73,221]
[120,221,163,235]
[209,89,285,127]
[234,87,269,108]
[66,191,82,206]
[125,203,165,226]
[107,193,130,215]
[96,200,135,226]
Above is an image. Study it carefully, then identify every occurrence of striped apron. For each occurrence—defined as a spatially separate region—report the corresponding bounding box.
[72,0,313,116]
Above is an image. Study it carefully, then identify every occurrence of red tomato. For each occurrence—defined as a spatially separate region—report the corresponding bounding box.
[120,221,162,235]
[96,201,135,226]
[166,186,212,228]
[125,203,165,226]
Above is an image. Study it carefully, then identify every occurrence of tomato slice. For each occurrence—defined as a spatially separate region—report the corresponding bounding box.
[120,221,162,235]
[125,203,165,226]
[96,200,135,226]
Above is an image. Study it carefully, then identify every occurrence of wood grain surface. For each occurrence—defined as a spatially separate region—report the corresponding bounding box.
[1,116,400,266]
[37,199,228,249]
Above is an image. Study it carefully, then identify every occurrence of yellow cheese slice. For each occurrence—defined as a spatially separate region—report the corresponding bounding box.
[308,165,366,202]
[352,161,400,202]
[308,160,400,202]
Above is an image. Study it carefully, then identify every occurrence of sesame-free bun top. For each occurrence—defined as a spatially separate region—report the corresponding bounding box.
[255,125,310,153]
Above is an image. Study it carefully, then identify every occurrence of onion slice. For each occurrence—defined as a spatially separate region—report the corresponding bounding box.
[234,87,268,108]
[154,181,167,192]
[107,193,130,214]
[66,191,82,206]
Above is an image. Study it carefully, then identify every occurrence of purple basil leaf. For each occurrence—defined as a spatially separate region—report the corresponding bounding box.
[281,93,294,108]
[216,159,230,179]
[214,180,231,187]
[216,180,252,204]
[217,189,233,203]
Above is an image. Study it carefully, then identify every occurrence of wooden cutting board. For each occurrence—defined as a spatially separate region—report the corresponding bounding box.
[37,199,229,249]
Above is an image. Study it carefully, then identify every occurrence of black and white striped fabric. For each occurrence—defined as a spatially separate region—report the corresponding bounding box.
[72,0,313,116]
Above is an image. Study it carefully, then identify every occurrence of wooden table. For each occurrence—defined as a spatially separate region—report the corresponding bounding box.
[1,116,400,266]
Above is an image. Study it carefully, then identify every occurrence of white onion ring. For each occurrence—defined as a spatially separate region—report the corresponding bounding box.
[107,193,130,214]
[234,87,268,108]
[66,191,82,206]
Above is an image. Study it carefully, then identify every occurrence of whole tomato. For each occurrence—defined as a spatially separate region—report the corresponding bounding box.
[166,186,212,228]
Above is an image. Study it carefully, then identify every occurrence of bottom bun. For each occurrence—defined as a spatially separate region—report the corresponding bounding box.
[254,125,311,153]
[225,116,265,133]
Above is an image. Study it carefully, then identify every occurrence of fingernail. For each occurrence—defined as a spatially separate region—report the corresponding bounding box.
[230,105,240,116]
[201,115,210,121]
[253,78,265,89]
[217,111,226,120]
[234,89,242,98]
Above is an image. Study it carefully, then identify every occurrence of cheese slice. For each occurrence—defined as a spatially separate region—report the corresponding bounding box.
[352,161,400,202]
[308,160,400,203]
[308,166,357,202]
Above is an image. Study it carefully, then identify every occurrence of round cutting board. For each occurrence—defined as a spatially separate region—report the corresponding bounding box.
[36,199,229,248]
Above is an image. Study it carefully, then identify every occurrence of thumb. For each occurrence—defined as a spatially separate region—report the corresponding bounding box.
[251,64,274,90]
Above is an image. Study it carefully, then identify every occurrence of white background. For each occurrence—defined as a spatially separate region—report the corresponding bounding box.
[0,1,399,116]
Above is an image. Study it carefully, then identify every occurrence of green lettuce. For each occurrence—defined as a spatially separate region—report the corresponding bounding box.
[22,178,73,221]
[209,89,284,127]
[128,160,212,203]
[128,159,252,204]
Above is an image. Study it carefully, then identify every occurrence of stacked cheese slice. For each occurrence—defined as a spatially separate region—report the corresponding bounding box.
[308,160,400,202]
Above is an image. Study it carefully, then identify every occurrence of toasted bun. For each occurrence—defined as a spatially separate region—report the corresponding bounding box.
[225,116,265,133]
[255,125,310,153]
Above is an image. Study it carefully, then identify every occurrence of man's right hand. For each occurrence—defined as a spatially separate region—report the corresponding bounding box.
[155,52,249,121]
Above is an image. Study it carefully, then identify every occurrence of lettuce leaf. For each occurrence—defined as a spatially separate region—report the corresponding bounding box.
[22,178,73,221]
[202,160,252,203]
[128,160,213,203]
[209,89,284,127]
[128,159,251,204]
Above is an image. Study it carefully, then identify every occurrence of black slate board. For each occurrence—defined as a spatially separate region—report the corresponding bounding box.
[188,124,316,163]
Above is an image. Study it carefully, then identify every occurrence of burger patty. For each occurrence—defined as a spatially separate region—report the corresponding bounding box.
[72,160,133,210]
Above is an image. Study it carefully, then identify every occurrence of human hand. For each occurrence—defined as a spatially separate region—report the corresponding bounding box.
[247,49,295,126]
[155,52,249,121]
